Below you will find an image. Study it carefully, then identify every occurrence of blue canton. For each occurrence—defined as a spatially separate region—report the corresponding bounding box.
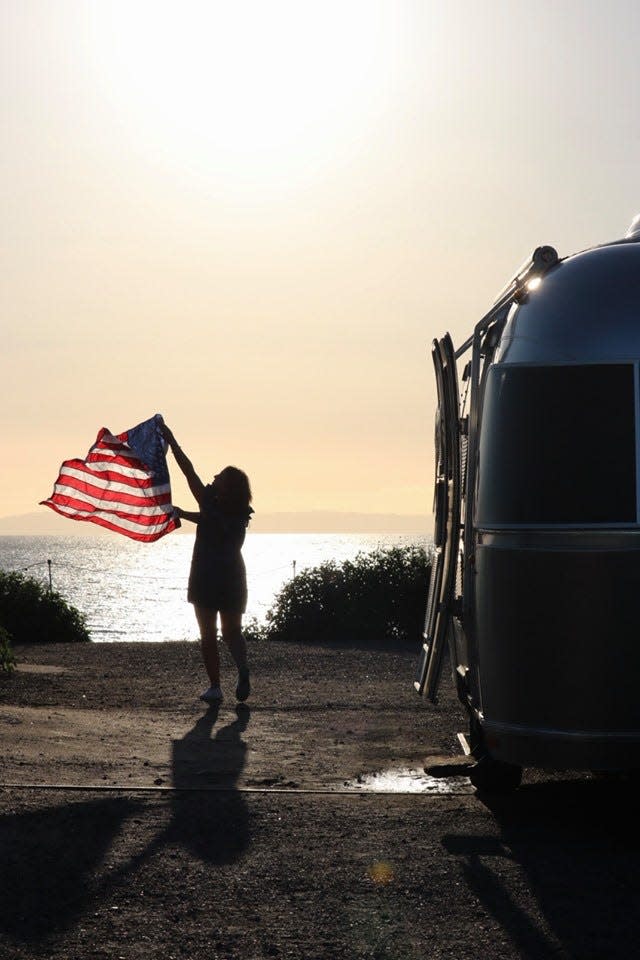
[126,414,169,484]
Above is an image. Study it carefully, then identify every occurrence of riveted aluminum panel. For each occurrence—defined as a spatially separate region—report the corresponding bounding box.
[475,541,640,740]
[496,243,640,364]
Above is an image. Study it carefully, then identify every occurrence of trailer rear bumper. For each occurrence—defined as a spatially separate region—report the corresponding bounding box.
[480,718,640,770]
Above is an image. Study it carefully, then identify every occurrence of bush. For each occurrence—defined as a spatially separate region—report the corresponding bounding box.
[249,545,431,649]
[0,625,16,673]
[0,571,90,644]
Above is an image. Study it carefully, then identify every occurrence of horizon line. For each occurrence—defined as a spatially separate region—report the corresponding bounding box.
[0,508,431,537]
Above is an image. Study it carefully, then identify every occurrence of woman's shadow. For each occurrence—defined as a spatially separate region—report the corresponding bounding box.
[167,703,252,863]
[0,704,252,946]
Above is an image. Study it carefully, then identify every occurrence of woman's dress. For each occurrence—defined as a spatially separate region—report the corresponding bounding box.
[187,485,251,613]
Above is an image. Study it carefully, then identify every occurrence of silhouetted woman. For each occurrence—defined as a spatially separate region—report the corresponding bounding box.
[161,423,252,704]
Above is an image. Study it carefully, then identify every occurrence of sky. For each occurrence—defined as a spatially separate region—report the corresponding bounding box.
[3,0,640,529]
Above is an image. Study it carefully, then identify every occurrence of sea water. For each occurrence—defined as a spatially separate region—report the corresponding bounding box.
[0,533,428,642]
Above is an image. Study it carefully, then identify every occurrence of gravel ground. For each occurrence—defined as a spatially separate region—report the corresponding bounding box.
[0,639,639,959]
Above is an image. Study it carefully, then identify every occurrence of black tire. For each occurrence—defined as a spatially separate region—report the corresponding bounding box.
[469,757,523,794]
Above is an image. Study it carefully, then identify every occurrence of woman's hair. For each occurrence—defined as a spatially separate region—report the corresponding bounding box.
[218,466,252,516]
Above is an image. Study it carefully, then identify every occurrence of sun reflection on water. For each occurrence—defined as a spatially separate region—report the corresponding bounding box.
[0,533,424,642]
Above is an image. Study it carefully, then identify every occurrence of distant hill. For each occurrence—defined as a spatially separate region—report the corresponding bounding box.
[250,512,430,534]
[0,510,430,536]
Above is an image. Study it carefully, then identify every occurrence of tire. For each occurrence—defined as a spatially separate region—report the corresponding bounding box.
[469,756,523,794]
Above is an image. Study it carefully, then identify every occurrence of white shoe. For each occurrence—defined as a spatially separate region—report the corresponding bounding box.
[200,685,223,703]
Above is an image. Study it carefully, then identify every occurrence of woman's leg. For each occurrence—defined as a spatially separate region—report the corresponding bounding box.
[194,605,220,687]
[220,610,250,700]
[220,611,248,672]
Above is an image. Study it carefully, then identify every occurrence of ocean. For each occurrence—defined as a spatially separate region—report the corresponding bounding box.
[0,533,429,643]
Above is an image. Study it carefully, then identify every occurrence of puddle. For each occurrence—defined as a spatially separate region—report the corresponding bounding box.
[346,767,473,794]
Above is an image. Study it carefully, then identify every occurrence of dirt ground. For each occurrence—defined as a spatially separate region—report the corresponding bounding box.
[1,639,640,960]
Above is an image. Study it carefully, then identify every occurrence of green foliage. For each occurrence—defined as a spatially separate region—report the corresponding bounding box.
[0,571,90,644]
[0,625,16,673]
[249,545,430,649]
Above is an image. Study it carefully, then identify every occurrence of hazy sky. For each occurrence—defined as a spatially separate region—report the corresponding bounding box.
[3,0,640,525]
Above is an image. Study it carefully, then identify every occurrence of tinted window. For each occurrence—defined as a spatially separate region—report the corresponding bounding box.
[477,364,636,524]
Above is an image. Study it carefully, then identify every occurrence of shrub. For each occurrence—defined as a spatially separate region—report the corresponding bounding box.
[0,571,90,644]
[0,625,16,673]
[250,545,431,649]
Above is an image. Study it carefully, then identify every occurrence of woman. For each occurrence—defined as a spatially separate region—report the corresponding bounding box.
[161,423,252,704]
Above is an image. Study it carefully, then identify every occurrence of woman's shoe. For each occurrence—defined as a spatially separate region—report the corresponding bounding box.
[235,669,251,702]
[200,685,223,703]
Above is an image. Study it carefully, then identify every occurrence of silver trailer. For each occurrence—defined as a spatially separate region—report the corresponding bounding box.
[415,219,640,792]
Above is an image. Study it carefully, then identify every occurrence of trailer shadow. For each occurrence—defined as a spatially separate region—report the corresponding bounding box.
[443,778,640,959]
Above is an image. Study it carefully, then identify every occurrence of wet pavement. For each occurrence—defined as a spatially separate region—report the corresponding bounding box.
[346,764,474,794]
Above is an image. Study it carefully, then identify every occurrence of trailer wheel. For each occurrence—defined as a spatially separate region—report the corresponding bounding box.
[469,757,522,794]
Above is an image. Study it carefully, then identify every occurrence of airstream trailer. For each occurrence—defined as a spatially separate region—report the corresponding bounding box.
[415,219,640,792]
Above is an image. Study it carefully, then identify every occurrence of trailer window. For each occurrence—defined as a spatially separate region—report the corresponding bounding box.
[477,364,636,524]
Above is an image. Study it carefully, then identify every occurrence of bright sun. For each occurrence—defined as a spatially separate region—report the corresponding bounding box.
[88,1,398,176]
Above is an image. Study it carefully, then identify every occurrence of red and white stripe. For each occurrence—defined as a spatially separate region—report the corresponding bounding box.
[41,429,180,543]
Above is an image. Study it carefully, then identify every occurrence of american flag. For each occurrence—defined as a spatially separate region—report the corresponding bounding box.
[40,414,181,542]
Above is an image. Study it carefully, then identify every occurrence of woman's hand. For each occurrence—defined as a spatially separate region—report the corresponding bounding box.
[173,506,201,524]
[160,423,176,447]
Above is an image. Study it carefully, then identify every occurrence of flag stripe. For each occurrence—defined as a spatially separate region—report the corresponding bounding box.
[46,493,174,527]
[58,467,171,502]
[83,455,156,481]
[50,487,174,518]
[70,468,164,491]
[62,454,161,487]
[44,500,179,541]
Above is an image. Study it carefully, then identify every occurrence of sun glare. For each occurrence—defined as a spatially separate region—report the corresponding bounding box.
[88,1,398,178]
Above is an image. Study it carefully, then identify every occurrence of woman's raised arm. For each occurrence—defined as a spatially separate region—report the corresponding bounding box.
[161,424,205,504]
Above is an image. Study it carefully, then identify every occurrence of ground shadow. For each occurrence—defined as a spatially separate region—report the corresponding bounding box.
[0,795,137,942]
[104,703,253,879]
[166,703,251,863]
[443,777,640,959]
[0,704,252,945]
